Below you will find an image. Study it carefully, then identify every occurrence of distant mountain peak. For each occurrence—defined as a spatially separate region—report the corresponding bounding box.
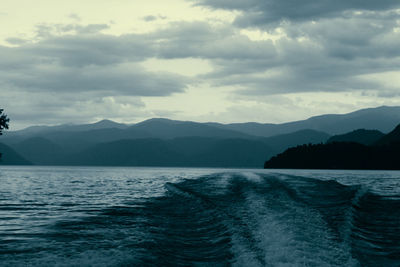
[95,119,114,123]
[327,129,385,145]
[375,123,400,145]
[141,118,175,123]
[392,124,400,132]
[93,119,122,126]
[136,118,187,126]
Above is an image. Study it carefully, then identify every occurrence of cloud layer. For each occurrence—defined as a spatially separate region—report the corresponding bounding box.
[194,0,400,26]
[1,0,400,128]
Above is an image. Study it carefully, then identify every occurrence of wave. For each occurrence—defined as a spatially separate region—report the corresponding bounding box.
[2,172,398,266]
[127,172,400,266]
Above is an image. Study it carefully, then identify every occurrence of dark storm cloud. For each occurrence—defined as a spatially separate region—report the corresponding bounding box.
[2,5,400,129]
[4,15,400,99]
[0,26,186,97]
[2,64,186,96]
[141,16,399,95]
[285,11,400,57]
[24,23,154,67]
[153,21,276,60]
[193,0,400,27]
[167,3,400,96]
[26,34,153,66]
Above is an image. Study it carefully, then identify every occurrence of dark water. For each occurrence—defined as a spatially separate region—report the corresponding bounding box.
[0,166,399,266]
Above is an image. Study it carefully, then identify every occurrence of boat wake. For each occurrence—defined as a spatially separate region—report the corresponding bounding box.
[125,172,400,266]
[1,172,399,266]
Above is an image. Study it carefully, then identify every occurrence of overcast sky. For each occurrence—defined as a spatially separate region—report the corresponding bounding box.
[1,0,400,129]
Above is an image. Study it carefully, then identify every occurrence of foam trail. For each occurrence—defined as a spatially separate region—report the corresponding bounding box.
[1,170,399,266]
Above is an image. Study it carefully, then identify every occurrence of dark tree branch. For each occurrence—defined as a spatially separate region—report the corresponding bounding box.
[0,109,9,135]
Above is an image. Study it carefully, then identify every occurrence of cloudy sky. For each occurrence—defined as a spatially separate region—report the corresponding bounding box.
[1,0,400,129]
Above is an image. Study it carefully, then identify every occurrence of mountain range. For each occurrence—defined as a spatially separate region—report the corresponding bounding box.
[1,105,399,168]
[264,124,400,170]
[327,129,385,146]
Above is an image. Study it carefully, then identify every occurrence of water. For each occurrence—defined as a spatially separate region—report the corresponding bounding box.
[0,166,399,266]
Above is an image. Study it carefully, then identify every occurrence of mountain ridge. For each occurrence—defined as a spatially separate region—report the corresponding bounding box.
[0,143,32,165]
[7,105,400,138]
[327,129,385,145]
[264,123,400,170]
[1,105,399,167]
[214,105,400,137]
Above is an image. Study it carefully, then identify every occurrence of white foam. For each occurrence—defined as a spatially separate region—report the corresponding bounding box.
[241,172,263,183]
[230,187,359,266]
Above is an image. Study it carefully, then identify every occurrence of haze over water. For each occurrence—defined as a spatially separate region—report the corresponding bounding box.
[0,166,399,266]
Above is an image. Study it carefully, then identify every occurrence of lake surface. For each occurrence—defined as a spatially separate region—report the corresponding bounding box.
[0,166,399,266]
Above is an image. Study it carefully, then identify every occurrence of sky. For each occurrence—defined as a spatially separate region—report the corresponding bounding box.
[1,0,400,129]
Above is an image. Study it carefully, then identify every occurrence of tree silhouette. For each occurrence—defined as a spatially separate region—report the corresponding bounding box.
[0,109,9,160]
[0,109,9,135]
[264,123,400,170]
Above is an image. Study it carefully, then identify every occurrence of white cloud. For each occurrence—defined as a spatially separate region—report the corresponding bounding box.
[1,0,400,128]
